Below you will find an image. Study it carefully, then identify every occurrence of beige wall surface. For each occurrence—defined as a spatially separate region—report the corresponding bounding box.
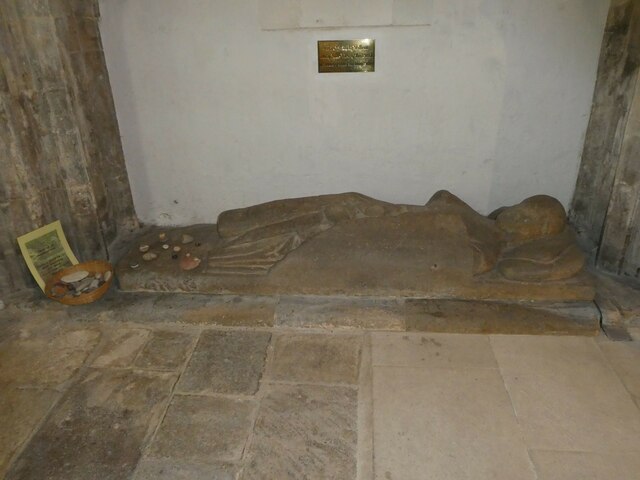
[100,0,609,225]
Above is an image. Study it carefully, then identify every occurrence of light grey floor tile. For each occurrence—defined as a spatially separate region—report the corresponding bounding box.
[597,339,640,398]
[373,366,535,480]
[372,332,497,368]
[491,335,640,452]
[490,335,606,376]
[530,449,640,480]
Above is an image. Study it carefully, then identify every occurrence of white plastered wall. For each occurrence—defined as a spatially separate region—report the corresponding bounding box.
[99,0,609,225]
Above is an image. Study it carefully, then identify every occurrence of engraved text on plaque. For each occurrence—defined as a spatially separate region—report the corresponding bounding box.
[317,39,375,73]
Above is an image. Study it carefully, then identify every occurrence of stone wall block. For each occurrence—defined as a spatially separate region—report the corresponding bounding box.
[22,17,64,92]
[0,20,35,94]
[15,0,50,18]
[0,0,137,291]
[49,0,100,19]
[54,16,81,54]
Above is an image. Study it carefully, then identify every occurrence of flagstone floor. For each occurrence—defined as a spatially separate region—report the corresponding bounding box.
[1,293,640,479]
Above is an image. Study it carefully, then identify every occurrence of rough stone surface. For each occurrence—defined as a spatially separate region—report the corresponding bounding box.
[241,384,357,480]
[275,296,404,330]
[6,368,176,480]
[177,331,271,395]
[133,330,194,371]
[405,299,600,335]
[148,395,256,463]
[268,334,362,385]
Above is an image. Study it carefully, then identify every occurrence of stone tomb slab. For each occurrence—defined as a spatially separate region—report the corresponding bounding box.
[117,224,595,302]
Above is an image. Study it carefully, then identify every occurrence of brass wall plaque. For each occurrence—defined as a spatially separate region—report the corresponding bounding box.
[318,39,375,73]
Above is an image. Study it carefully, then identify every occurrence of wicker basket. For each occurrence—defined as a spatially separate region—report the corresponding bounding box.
[45,260,114,306]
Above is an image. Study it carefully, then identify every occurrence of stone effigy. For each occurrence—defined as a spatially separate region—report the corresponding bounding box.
[209,191,584,281]
[117,191,592,301]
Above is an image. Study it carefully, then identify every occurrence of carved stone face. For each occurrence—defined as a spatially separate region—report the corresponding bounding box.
[493,195,567,244]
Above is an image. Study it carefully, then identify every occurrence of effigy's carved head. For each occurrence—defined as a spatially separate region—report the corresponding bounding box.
[491,195,567,244]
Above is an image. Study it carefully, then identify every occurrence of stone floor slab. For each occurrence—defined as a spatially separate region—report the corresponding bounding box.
[241,384,357,480]
[148,394,256,463]
[530,450,640,480]
[5,368,176,480]
[373,365,535,480]
[268,334,361,385]
[405,299,600,335]
[134,330,194,371]
[0,322,100,388]
[491,335,640,452]
[597,339,640,399]
[92,328,150,368]
[275,297,404,330]
[0,386,59,478]
[176,330,271,395]
[371,332,498,369]
[134,458,238,480]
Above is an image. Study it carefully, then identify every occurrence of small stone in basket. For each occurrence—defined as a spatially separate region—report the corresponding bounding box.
[52,269,111,299]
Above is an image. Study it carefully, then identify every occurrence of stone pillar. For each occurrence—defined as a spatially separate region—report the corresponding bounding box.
[571,0,640,279]
[0,0,138,293]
